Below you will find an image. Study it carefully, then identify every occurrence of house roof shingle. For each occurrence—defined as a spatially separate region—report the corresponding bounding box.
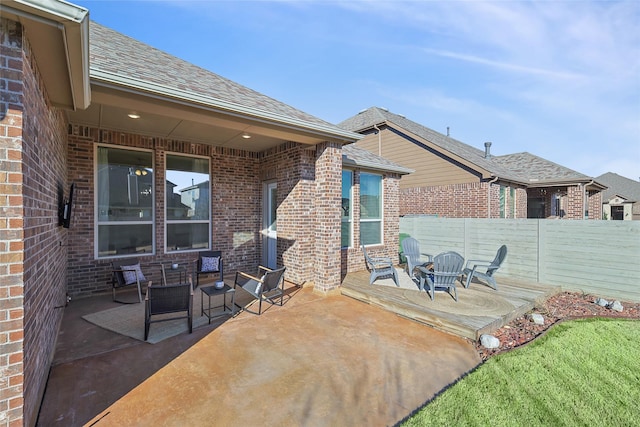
[339,107,600,186]
[596,172,640,202]
[88,22,357,141]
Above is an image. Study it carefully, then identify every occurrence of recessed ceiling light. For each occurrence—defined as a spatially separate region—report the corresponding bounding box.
[128,112,141,119]
[241,133,251,139]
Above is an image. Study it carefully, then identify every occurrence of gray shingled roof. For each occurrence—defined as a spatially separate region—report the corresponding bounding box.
[596,172,640,202]
[342,144,413,175]
[339,107,599,185]
[88,22,355,139]
[492,152,592,183]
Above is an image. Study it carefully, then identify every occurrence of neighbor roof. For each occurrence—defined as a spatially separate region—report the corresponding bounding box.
[339,107,603,187]
[342,144,413,175]
[88,22,359,142]
[596,172,640,202]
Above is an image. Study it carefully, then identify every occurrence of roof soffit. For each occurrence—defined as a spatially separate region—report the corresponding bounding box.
[68,84,357,151]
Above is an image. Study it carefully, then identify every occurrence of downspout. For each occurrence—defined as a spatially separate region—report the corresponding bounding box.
[487,176,499,218]
[583,180,594,219]
[373,124,382,156]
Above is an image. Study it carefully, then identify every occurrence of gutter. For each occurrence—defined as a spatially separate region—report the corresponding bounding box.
[527,178,606,190]
[373,124,382,156]
[10,0,88,23]
[584,179,594,219]
[90,69,362,143]
[1,0,90,110]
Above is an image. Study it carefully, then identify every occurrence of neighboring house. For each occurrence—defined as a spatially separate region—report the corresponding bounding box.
[0,2,407,425]
[597,172,640,220]
[339,107,605,220]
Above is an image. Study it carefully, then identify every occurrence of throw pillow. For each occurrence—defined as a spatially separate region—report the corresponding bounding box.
[201,256,220,272]
[121,263,146,285]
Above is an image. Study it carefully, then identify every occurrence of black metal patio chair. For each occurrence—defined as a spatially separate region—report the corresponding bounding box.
[144,277,193,341]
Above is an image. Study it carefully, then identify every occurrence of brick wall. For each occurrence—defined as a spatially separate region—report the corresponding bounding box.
[400,182,493,218]
[565,185,584,219]
[262,143,317,286]
[588,190,602,220]
[515,187,528,218]
[66,127,263,297]
[313,142,342,293]
[65,130,355,295]
[401,182,602,220]
[1,18,70,427]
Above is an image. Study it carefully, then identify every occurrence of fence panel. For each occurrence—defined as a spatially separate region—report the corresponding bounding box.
[400,216,640,302]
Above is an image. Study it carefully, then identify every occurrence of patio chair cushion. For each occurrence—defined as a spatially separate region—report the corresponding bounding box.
[201,256,220,272]
[121,263,146,285]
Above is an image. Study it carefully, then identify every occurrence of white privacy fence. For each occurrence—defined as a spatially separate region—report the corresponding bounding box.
[400,217,640,302]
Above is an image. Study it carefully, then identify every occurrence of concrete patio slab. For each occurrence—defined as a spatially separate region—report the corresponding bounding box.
[38,284,480,426]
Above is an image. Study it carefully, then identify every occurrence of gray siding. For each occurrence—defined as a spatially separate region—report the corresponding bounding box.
[401,217,640,302]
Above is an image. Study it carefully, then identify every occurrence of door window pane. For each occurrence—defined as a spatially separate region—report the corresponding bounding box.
[96,146,154,257]
[268,185,277,232]
[166,154,210,252]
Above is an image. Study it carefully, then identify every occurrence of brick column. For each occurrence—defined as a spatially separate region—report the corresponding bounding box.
[0,18,25,426]
[313,142,342,294]
[567,185,584,219]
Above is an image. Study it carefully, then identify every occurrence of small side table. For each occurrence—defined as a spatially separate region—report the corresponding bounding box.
[157,263,188,286]
[201,284,235,323]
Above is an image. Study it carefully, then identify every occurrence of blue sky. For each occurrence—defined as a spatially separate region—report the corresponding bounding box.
[76,0,639,181]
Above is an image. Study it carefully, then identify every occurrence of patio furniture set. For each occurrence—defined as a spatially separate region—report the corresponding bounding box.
[110,251,286,340]
[364,237,507,302]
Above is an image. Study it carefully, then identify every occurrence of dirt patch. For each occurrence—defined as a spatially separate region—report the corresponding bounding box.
[476,291,640,361]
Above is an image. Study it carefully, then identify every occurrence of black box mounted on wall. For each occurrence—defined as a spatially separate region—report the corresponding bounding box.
[60,182,74,228]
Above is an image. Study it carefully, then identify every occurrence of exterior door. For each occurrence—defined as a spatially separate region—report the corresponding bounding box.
[262,182,277,268]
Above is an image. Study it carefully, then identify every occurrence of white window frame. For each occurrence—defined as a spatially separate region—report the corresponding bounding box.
[164,152,211,253]
[94,144,155,259]
[359,172,383,246]
[341,169,354,248]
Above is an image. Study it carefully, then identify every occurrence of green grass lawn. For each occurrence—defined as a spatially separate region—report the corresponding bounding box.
[402,319,640,426]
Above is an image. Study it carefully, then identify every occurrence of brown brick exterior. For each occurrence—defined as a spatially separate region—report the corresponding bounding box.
[313,142,342,293]
[401,181,600,220]
[588,190,602,220]
[65,130,362,296]
[1,18,70,427]
[66,127,270,297]
[526,185,602,220]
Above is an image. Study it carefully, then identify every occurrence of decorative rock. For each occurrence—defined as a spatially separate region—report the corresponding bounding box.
[480,334,500,349]
[530,313,545,325]
[595,298,609,307]
[608,301,624,312]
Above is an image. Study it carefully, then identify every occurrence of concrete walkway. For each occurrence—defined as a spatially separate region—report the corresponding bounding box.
[39,285,480,426]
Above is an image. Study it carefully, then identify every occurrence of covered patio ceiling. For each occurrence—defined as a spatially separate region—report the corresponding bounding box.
[67,83,355,153]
